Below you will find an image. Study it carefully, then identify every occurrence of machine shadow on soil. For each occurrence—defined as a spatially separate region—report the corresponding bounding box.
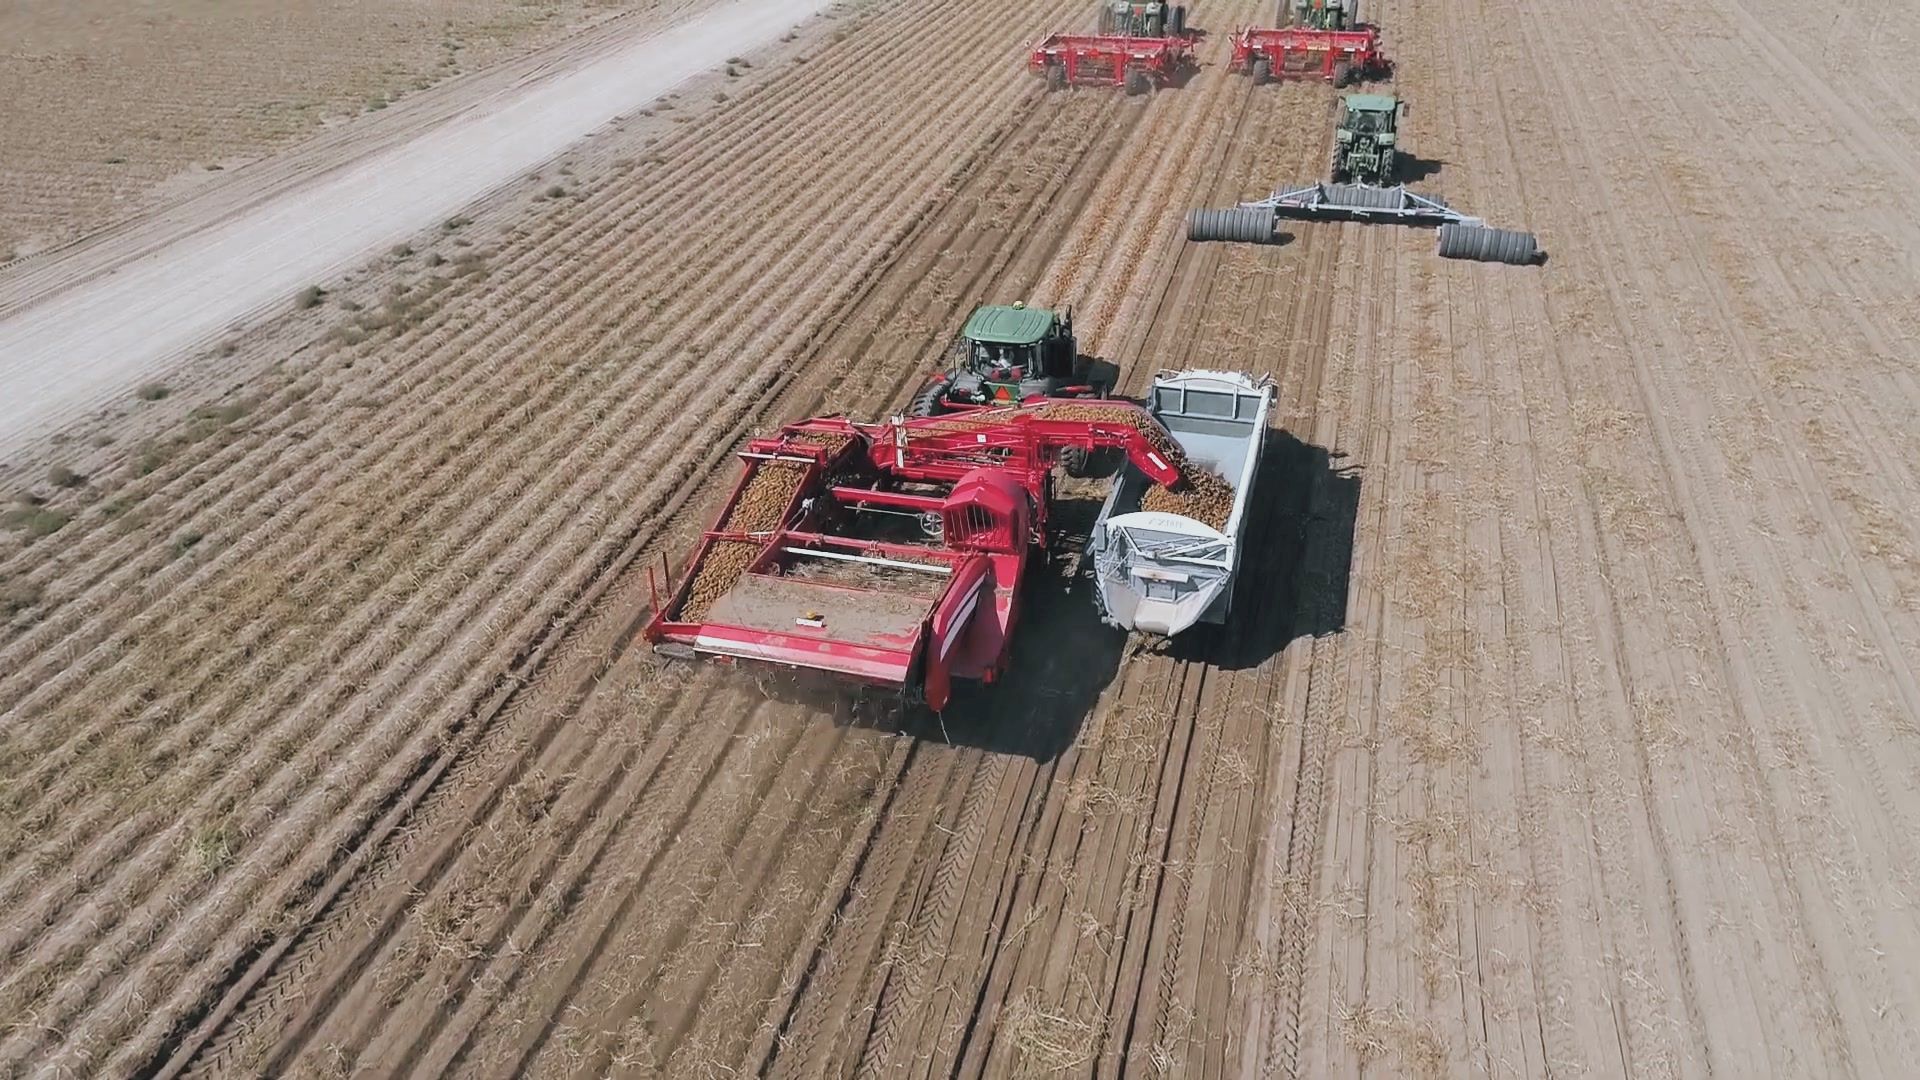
[902,496,1126,762]
[727,494,1124,763]
[1396,152,1445,183]
[1152,429,1359,671]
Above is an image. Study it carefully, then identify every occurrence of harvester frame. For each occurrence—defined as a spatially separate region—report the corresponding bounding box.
[644,403,1183,711]
[1030,33,1197,93]
[1228,26,1388,85]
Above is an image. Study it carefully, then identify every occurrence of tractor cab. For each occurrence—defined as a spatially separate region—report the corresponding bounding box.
[1099,0,1186,37]
[1332,93,1402,184]
[1340,94,1398,137]
[910,302,1096,415]
[1293,0,1357,30]
[959,303,1076,404]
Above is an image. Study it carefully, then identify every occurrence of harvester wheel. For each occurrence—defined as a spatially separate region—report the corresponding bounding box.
[1125,68,1152,96]
[1046,63,1068,91]
[1250,56,1271,84]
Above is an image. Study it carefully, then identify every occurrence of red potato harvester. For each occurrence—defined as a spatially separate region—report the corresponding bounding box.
[644,401,1181,711]
[1028,33,1197,94]
[1227,25,1389,85]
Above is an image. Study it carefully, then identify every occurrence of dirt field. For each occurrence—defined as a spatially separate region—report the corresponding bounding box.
[0,0,827,448]
[0,0,653,261]
[5,0,1920,1074]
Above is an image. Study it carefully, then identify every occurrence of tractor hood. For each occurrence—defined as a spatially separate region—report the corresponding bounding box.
[962,304,1057,346]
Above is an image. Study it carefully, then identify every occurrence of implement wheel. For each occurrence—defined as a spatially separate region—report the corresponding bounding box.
[1187,207,1276,244]
[1333,60,1355,86]
[1046,62,1067,91]
[1436,223,1542,265]
[1250,55,1271,84]
[1125,68,1153,96]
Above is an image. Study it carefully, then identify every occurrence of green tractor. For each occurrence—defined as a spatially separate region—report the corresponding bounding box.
[1098,0,1186,36]
[1331,93,1403,185]
[1292,0,1358,30]
[910,302,1111,417]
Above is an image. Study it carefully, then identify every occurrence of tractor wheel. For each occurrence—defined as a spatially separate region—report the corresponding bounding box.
[1125,68,1153,96]
[909,380,949,417]
[1059,446,1093,478]
[1098,7,1113,33]
[1171,4,1186,35]
[1046,62,1068,91]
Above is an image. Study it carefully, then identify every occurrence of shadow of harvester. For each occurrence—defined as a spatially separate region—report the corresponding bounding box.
[1152,428,1361,672]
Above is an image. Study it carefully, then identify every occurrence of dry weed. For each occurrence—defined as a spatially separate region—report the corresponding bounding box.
[1214,745,1258,790]
[185,822,235,878]
[1335,999,1448,1077]
[1631,692,1687,755]
[1000,987,1109,1075]
[1064,773,1149,819]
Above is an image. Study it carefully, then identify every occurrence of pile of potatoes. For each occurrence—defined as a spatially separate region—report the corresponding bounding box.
[1031,402,1234,529]
[722,462,805,534]
[677,540,761,622]
[676,431,870,622]
[1139,467,1234,530]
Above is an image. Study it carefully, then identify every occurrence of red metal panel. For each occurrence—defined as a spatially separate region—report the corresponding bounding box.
[682,623,918,686]
[1029,33,1195,88]
[1228,24,1385,80]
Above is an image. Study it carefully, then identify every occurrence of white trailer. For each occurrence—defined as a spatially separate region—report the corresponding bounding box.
[1088,370,1273,635]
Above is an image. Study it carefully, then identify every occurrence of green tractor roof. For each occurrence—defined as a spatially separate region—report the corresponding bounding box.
[961,304,1059,346]
[1343,93,1399,113]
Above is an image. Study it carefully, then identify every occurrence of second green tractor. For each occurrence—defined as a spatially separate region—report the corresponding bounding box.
[1331,93,1403,185]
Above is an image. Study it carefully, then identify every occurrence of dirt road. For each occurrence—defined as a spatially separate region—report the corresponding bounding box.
[0,0,824,452]
[0,0,652,259]
[5,0,1920,1074]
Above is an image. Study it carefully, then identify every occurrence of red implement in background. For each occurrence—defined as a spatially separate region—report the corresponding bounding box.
[1228,26,1389,84]
[1028,33,1196,93]
[643,403,1179,711]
